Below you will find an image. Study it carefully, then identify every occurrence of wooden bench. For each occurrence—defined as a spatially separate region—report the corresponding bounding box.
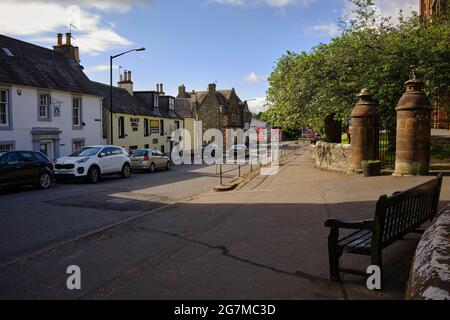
[325,174,443,287]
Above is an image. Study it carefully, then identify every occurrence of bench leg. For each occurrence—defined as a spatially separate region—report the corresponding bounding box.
[328,228,342,282]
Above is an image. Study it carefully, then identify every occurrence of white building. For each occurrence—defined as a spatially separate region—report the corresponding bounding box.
[0,33,103,160]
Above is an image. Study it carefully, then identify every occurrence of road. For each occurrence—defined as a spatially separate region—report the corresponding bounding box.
[0,162,242,265]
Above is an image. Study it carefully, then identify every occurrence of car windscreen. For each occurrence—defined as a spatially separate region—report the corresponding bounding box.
[131,150,148,157]
[69,147,101,157]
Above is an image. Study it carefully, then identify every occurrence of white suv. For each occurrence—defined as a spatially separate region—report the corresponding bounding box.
[55,145,132,183]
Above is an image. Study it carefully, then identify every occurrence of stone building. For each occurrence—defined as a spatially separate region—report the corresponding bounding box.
[176,83,252,146]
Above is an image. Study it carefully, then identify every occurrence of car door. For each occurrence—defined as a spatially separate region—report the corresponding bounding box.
[1,152,28,184]
[17,151,40,182]
[0,153,14,186]
[155,150,166,168]
[110,147,125,172]
[98,147,114,174]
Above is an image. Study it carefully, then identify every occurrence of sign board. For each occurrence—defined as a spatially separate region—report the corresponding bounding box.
[150,120,159,134]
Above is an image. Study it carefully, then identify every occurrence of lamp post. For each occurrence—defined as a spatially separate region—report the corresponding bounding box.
[110,47,146,145]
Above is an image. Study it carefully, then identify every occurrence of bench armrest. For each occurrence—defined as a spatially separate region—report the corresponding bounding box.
[325,218,374,230]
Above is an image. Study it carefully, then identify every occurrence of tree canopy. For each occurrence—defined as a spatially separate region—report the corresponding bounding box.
[262,0,450,133]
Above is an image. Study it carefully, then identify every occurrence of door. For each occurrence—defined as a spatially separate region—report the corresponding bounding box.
[17,151,40,182]
[39,141,53,161]
[110,147,125,172]
[98,147,114,174]
[0,152,21,185]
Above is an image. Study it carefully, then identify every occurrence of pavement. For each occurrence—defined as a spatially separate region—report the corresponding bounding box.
[1,145,449,300]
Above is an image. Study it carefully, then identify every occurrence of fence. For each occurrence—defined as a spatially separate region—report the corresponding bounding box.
[379,128,396,169]
[215,142,303,186]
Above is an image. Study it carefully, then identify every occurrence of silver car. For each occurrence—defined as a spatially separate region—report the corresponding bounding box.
[130,149,171,173]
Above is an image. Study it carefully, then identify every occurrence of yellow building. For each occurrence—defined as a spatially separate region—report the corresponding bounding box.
[92,74,183,155]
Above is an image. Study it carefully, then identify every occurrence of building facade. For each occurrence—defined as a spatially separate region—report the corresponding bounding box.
[95,76,183,155]
[0,33,103,160]
[176,83,252,146]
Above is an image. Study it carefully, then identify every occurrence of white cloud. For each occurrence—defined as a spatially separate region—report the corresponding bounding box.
[84,64,119,73]
[244,72,266,83]
[247,97,268,114]
[0,1,149,55]
[306,22,341,37]
[208,0,316,8]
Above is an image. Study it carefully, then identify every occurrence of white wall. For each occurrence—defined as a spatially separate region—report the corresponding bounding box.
[0,84,103,159]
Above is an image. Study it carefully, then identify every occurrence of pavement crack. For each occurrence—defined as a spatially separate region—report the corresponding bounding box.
[137,226,331,285]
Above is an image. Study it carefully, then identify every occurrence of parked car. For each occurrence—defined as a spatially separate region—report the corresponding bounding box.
[228,144,249,159]
[202,143,220,158]
[0,151,54,190]
[129,149,171,173]
[54,145,132,183]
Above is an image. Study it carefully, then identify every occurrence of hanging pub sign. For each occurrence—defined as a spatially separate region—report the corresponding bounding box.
[150,120,159,133]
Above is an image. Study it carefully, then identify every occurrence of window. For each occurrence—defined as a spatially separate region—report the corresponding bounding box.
[39,143,49,157]
[18,151,36,162]
[144,119,149,136]
[174,121,180,130]
[111,147,123,155]
[0,143,13,152]
[38,93,50,120]
[72,139,85,152]
[5,152,19,163]
[160,120,165,136]
[160,145,165,154]
[154,94,159,108]
[2,48,14,57]
[144,144,150,149]
[169,98,175,111]
[72,97,82,127]
[0,89,9,127]
[118,116,125,139]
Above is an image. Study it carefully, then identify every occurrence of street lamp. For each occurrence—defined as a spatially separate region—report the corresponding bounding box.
[110,47,146,145]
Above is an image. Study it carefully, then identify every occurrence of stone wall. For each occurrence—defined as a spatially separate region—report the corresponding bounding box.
[407,206,450,300]
[310,142,352,173]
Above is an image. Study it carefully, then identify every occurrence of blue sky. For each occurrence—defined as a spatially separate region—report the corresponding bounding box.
[0,0,418,112]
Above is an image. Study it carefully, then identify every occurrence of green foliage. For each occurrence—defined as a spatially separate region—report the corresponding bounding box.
[362,160,381,165]
[264,0,450,132]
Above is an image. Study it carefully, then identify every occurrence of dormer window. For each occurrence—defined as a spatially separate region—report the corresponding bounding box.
[153,94,159,108]
[169,98,175,111]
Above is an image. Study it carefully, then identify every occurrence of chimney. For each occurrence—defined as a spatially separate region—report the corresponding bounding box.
[65,33,71,46]
[118,69,134,96]
[57,33,63,46]
[208,83,216,94]
[156,84,160,92]
[159,83,165,95]
[53,32,81,65]
[178,84,186,97]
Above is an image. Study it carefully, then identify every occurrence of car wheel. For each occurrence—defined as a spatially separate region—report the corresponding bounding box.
[87,167,100,184]
[165,161,171,170]
[149,163,156,173]
[121,163,131,178]
[38,171,52,189]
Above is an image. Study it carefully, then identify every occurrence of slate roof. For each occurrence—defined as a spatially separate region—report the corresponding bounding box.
[175,98,194,118]
[0,34,99,96]
[190,90,239,107]
[91,81,153,116]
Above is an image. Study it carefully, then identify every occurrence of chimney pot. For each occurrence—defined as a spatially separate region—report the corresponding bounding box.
[208,83,216,94]
[57,33,63,46]
[128,71,132,82]
[120,74,123,82]
[124,70,128,81]
[65,33,71,46]
[160,83,164,94]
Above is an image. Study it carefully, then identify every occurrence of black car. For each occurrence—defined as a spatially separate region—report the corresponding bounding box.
[0,151,54,190]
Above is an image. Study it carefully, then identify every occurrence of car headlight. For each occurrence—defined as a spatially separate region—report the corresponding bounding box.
[76,157,90,164]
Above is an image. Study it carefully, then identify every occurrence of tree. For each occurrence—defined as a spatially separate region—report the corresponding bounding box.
[263,0,450,132]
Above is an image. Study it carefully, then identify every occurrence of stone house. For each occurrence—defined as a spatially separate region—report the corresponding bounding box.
[176,83,252,146]
[0,33,103,160]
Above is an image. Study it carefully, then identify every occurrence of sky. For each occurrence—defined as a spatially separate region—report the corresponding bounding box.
[0,0,419,113]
